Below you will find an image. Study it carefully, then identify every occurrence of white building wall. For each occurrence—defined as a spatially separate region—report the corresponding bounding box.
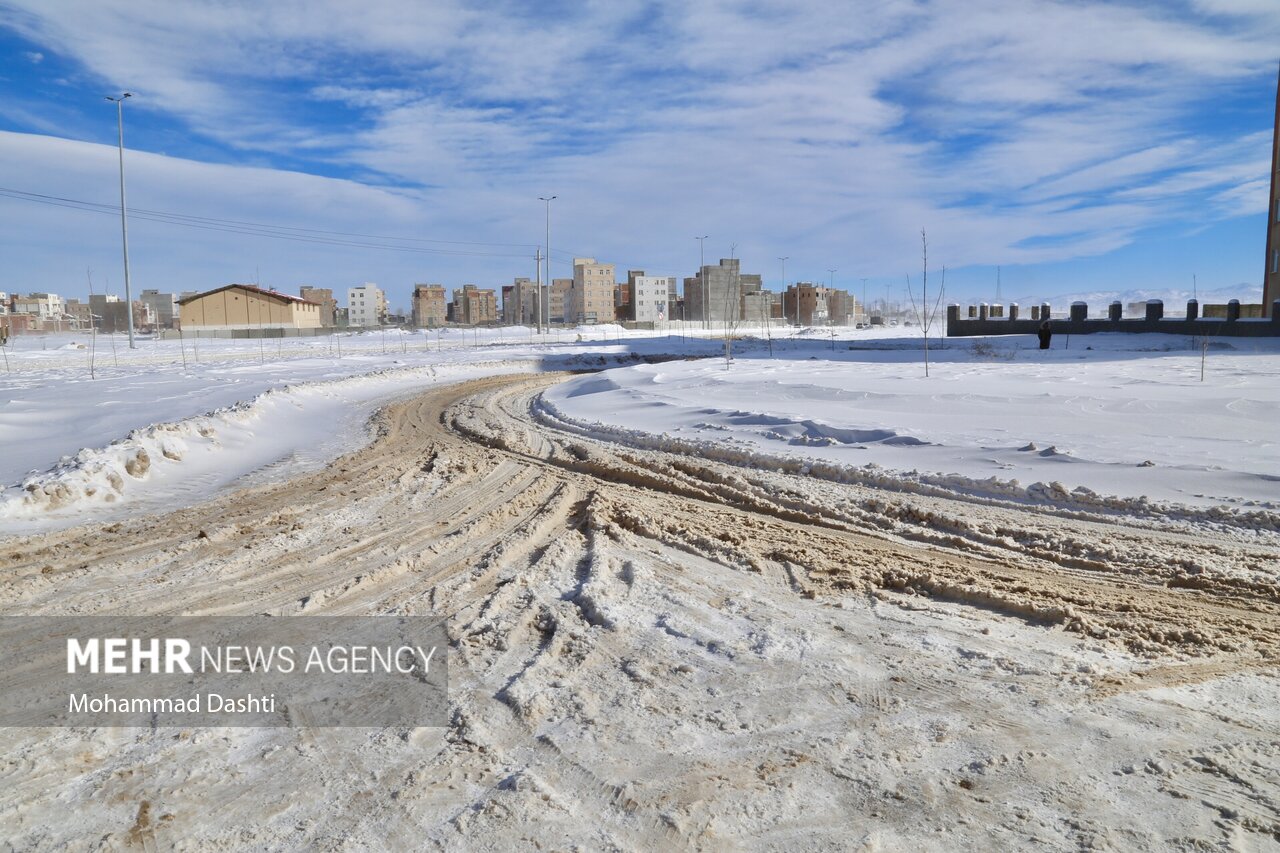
[632,276,674,323]
[347,283,386,327]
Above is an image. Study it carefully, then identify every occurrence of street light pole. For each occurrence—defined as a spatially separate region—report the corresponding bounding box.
[539,195,556,334]
[827,267,837,325]
[778,256,789,325]
[106,92,136,348]
[696,235,708,331]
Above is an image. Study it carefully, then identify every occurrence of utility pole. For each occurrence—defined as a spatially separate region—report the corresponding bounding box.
[106,92,136,348]
[695,235,709,331]
[827,268,837,340]
[861,278,868,325]
[534,248,542,335]
[539,195,556,334]
[778,257,790,324]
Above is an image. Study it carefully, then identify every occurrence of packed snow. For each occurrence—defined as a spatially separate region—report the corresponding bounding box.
[543,332,1280,517]
[4,323,1278,536]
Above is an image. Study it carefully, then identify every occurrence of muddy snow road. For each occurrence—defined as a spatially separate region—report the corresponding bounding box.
[2,372,1278,850]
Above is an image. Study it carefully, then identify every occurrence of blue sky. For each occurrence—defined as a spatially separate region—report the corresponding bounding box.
[0,0,1277,311]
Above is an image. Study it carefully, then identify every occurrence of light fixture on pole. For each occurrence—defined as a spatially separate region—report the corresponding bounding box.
[778,257,790,325]
[106,92,136,349]
[538,196,556,334]
[695,235,709,330]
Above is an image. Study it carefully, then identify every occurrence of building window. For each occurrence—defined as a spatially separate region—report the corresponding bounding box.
[1273,249,1279,274]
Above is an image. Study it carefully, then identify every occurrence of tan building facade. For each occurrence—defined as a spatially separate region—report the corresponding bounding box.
[569,257,615,324]
[412,284,448,327]
[451,285,497,325]
[299,287,338,326]
[550,278,571,323]
[179,284,321,331]
[783,283,830,326]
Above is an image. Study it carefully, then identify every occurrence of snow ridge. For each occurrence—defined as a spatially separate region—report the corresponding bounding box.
[532,393,1280,535]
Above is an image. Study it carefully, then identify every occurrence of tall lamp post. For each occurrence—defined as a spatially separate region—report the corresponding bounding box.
[538,195,556,334]
[106,92,136,348]
[827,268,837,324]
[695,235,708,331]
[778,256,790,325]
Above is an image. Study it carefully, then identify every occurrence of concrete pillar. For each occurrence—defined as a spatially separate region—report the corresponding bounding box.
[1009,303,1019,321]
[1109,301,1122,322]
[1031,305,1040,320]
[1040,303,1051,320]
[1145,300,1163,322]
[1226,299,1240,321]
[978,303,989,321]
[968,305,977,318]
[1186,299,1198,320]
[946,304,960,328]
[1070,302,1087,322]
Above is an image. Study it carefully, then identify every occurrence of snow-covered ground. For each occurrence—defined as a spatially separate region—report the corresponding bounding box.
[4,323,1278,536]
[0,324,728,533]
[543,331,1280,516]
[3,325,1278,849]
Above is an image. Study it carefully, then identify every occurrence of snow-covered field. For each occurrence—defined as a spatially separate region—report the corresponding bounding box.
[4,324,1278,533]
[2,323,1278,849]
[543,332,1280,515]
[0,325,725,532]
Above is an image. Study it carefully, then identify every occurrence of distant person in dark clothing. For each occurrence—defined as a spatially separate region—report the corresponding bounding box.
[1037,320,1052,350]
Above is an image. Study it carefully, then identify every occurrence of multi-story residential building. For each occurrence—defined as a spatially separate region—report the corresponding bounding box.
[0,291,9,313]
[347,283,387,328]
[827,290,862,326]
[783,283,830,326]
[299,287,338,326]
[502,277,540,325]
[523,282,551,326]
[451,285,497,325]
[64,299,94,329]
[683,259,761,324]
[568,257,615,325]
[549,278,571,323]
[13,292,63,321]
[626,270,676,323]
[140,289,179,329]
[411,284,447,328]
[740,289,781,323]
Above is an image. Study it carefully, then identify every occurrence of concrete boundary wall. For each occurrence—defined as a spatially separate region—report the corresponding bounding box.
[947,300,1280,338]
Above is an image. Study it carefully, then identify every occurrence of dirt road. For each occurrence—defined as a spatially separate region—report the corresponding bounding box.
[1,372,1277,849]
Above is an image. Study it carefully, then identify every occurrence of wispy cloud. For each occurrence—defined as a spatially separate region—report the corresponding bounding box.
[0,0,1277,299]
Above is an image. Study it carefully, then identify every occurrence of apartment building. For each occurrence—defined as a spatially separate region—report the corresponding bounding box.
[783,283,830,326]
[550,278,571,323]
[627,270,676,323]
[12,292,63,321]
[299,287,338,326]
[740,289,781,323]
[683,259,761,324]
[451,285,497,325]
[347,283,387,328]
[412,284,447,328]
[140,290,179,329]
[568,257,615,325]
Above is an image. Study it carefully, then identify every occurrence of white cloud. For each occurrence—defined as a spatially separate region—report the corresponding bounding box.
[1,0,1277,298]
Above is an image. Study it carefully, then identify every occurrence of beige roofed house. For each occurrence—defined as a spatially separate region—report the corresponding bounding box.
[179,284,321,331]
